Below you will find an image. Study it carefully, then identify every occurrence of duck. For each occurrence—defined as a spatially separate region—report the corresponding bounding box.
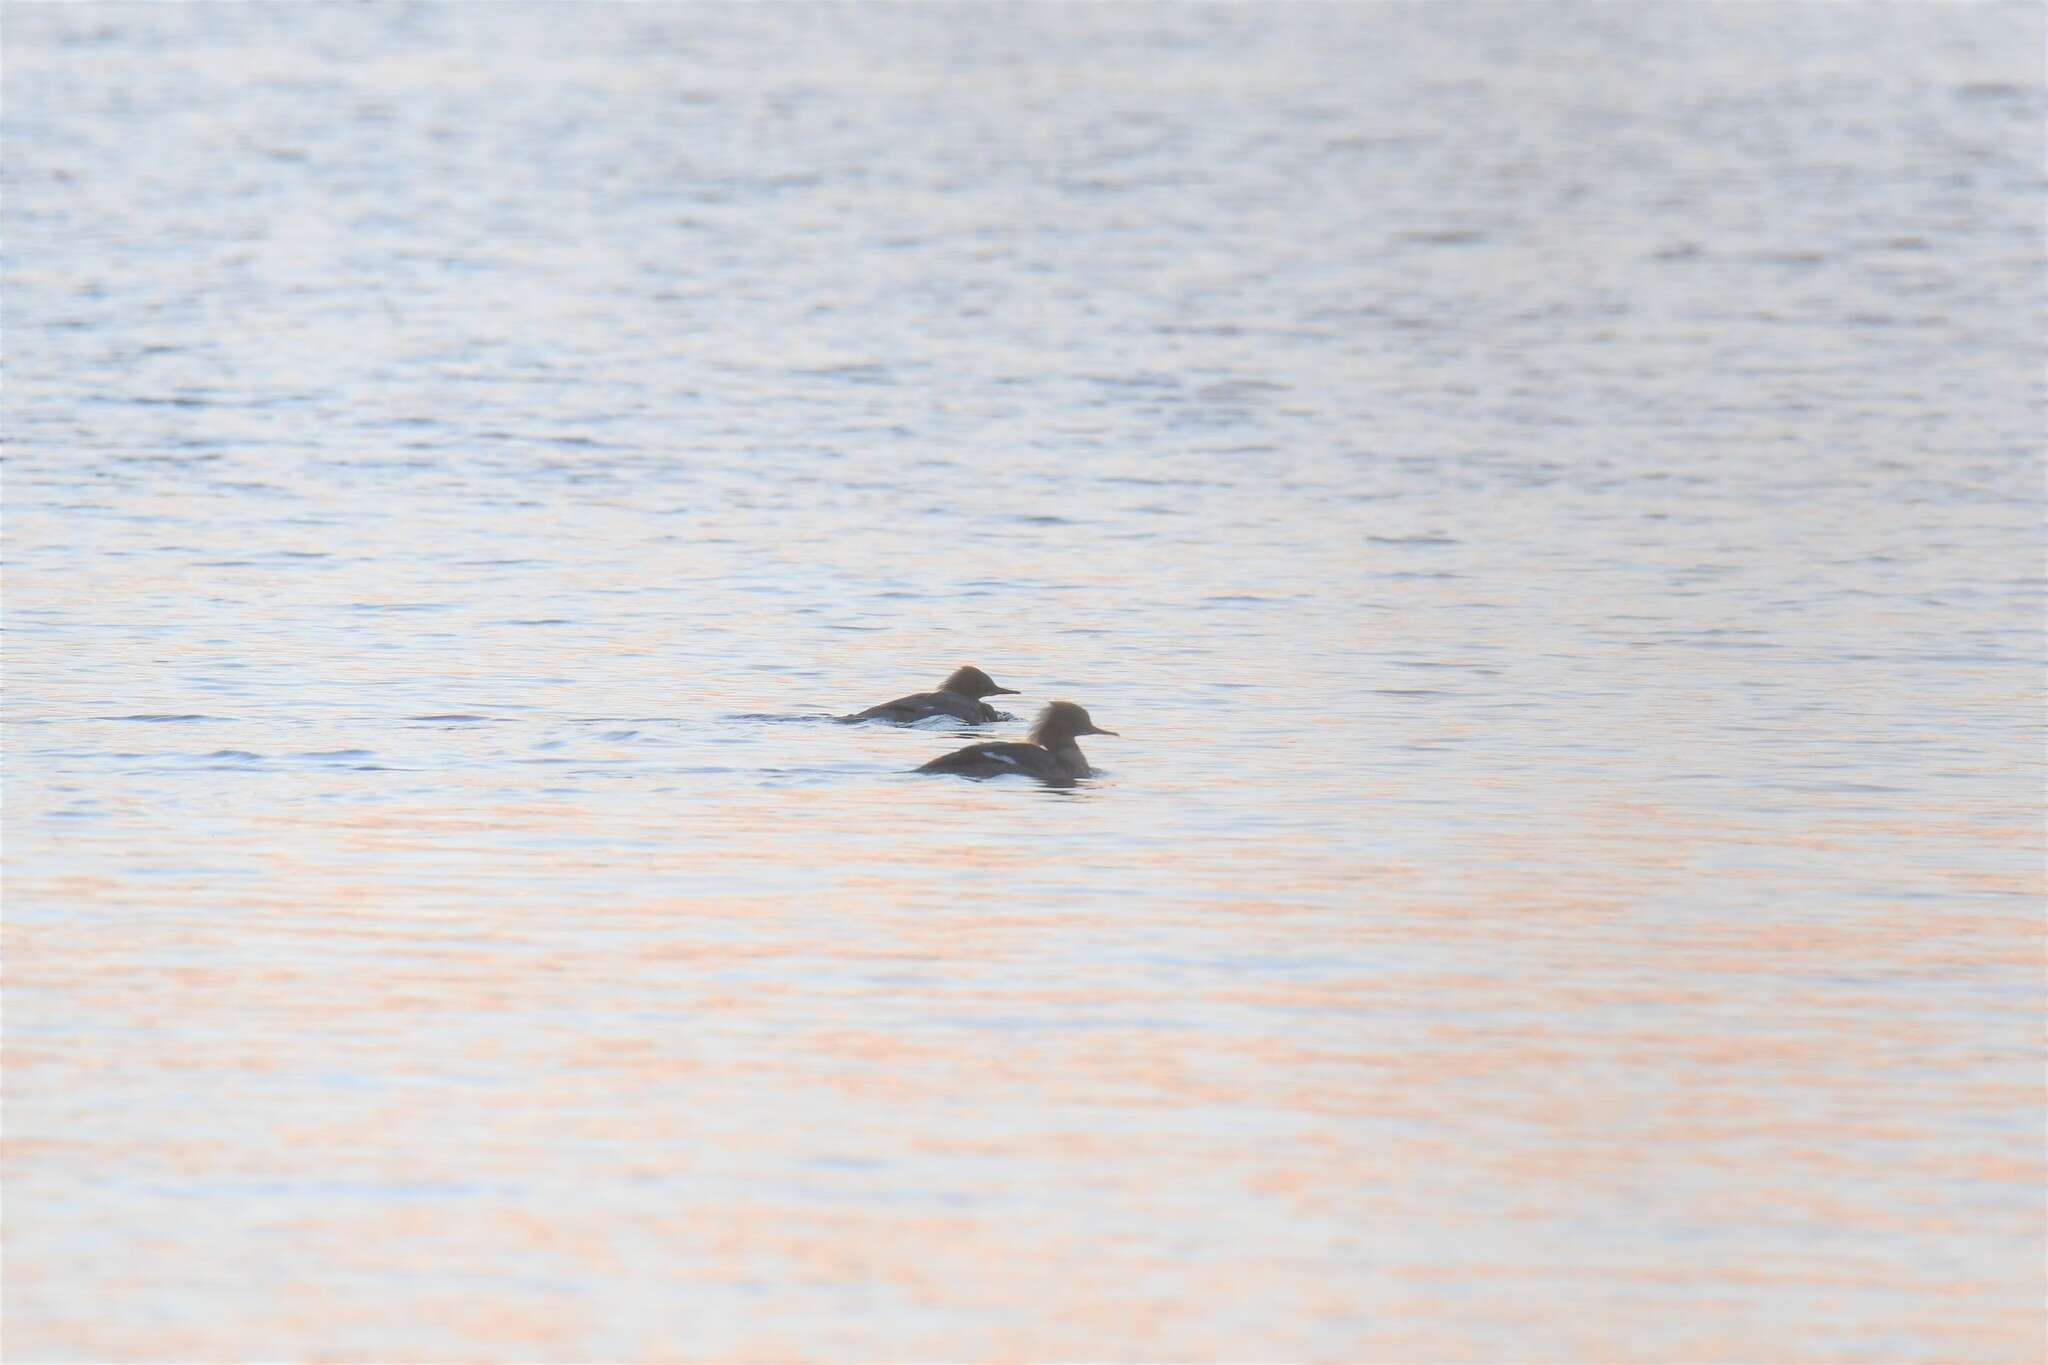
[916,700,1117,786]
[841,665,1021,724]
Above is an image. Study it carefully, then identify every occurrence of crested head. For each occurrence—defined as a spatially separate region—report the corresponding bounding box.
[1029,700,1117,746]
[940,665,1017,699]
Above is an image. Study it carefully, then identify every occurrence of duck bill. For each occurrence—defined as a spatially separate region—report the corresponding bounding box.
[991,686,1020,695]
[1087,726,1119,737]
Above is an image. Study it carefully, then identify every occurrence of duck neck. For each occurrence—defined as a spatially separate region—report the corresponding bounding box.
[1046,739,1090,777]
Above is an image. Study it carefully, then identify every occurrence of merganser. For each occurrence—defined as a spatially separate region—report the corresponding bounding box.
[916,700,1117,786]
[842,665,1020,724]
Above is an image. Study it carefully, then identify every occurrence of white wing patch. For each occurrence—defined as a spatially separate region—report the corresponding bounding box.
[989,752,1021,767]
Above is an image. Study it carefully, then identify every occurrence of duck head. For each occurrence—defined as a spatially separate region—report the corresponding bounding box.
[1029,700,1118,747]
[940,665,1020,699]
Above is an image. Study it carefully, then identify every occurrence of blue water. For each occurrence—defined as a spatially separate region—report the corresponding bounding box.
[6,4,2043,1359]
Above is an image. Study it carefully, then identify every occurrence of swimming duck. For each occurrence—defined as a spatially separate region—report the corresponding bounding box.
[842,665,1020,724]
[916,700,1117,786]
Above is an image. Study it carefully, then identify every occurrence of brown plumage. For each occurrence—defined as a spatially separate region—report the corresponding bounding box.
[916,701,1118,786]
[841,665,1021,725]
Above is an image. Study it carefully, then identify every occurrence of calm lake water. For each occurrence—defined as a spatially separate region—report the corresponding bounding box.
[5,4,2043,1360]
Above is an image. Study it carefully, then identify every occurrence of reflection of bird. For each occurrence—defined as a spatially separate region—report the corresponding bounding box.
[917,701,1117,786]
[841,665,1021,724]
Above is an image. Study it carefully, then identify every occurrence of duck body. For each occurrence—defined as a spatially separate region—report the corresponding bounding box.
[917,700,1117,787]
[843,665,1018,725]
[849,690,1005,725]
[917,740,1086,785]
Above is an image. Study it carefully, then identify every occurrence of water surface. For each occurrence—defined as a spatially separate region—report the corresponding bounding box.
[5,4,2043,1360]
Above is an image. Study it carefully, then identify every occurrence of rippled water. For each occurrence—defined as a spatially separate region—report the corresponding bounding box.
[6,4,2043,1360]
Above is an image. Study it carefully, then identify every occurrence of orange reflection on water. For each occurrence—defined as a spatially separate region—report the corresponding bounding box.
[9,680,2043,1363]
